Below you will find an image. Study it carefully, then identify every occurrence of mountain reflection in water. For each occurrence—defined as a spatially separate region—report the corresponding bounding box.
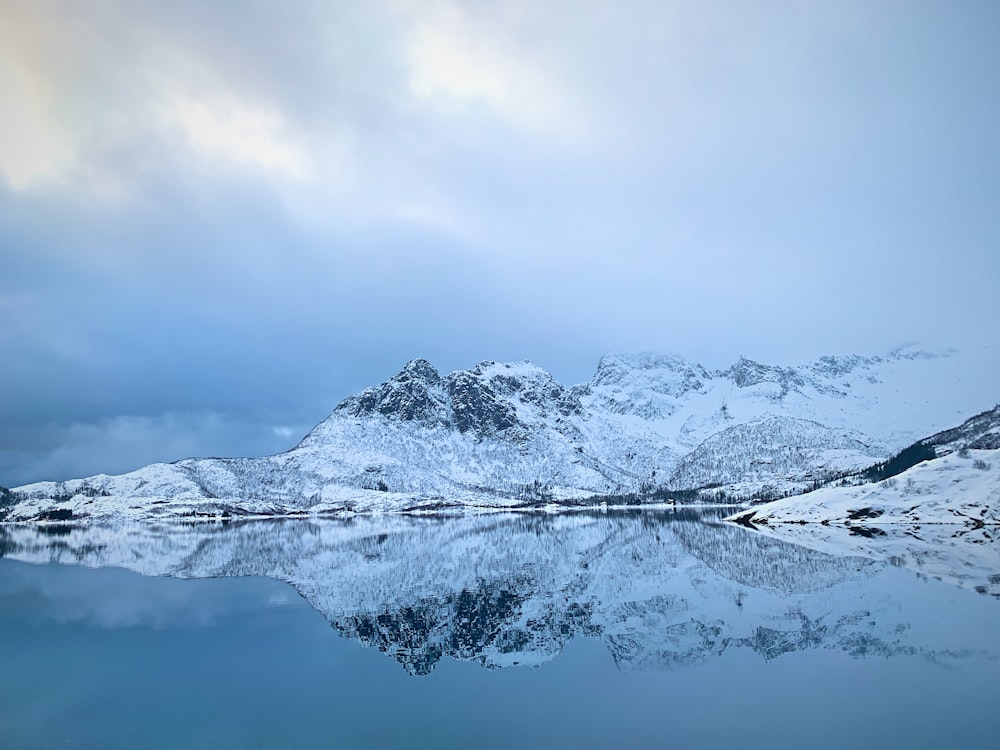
[1,509,997,675]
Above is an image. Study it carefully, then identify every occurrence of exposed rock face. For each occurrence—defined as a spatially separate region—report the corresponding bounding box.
[339,359,447,423]
[724,356,803,391]
[336,359,582,440]
[923,404,1000,452]
[446,369,521,438]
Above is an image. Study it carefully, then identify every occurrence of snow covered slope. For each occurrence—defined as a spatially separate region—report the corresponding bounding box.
[726,406,1000,527]
[666,416,881,498]
[726,449,1000,527]
[577,347,991,454]
[922,404,1000,452]
[5,346,996,521]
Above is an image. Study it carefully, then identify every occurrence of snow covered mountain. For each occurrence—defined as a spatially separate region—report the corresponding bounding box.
[666,416,880,497]
[5,346,996,522]
[2,512,995,674]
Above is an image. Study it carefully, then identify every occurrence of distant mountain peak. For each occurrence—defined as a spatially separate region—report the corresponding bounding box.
[445,369,521,437]
[445,360,582,437]
[807,354,871,378]
[590,352,710,401]
[597,351,701,371]
[719,356,805,393]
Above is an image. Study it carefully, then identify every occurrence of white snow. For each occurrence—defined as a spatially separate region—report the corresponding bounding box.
[725,448,1000,527]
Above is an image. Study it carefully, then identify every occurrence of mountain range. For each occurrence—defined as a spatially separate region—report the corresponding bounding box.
[3,346,996,522]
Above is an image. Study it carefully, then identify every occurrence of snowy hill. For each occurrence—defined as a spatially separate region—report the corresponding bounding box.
[5,347,996,522]
[726,447,1000,528]
[726,405,1000,527]
[666,416,882,497]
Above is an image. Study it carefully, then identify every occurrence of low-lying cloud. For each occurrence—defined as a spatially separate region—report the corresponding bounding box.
[1,411,307,488]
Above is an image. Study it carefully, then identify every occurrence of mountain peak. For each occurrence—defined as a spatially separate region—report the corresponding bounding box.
[330,358,578,439]
[399,358,441,385]
[807,354,871,379]
[445,360,581,437]
[597,351,699,371]
[582,352,711,418]
[721,356,803,392]
[336,359,447,423]
[592,352,708,387]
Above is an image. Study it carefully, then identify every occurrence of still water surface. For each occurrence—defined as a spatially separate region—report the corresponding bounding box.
[1,510,997,749]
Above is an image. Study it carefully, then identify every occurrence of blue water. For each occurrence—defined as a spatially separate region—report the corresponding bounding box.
[1,512,997,749]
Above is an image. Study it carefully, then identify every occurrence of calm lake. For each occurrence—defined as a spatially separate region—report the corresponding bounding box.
[1,509,997,749]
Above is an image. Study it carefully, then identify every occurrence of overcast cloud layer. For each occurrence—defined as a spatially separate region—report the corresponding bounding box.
[2,0,999,485]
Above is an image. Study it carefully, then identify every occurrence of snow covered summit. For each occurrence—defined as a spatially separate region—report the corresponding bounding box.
[307,359,583,443]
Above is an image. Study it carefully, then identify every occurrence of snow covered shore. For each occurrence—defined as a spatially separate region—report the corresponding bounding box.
[725,448,1000,528]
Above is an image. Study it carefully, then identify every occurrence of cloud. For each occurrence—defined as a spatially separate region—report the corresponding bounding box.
[0,0,998,482]
[0,62,72,190]
[0,4,75,189]
[401,1,585,140]
[161,94,309,177]
[272,426,298,440]
[1,412,306,488]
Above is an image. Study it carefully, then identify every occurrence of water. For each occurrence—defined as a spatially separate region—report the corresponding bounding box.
[1,510,998,749]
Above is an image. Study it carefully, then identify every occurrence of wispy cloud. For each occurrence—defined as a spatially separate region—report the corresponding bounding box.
[161,94,309,178]
[401,1,586,141]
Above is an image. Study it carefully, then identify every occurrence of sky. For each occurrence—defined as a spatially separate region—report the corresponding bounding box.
[2,0,999,486]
